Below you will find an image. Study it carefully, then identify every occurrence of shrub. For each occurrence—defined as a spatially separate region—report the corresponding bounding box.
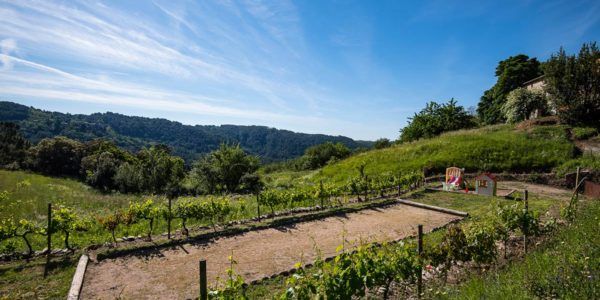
[502,88,548,123]
[400,99,476,142]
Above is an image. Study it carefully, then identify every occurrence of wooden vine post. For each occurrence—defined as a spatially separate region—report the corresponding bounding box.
[199,259,207,300]
[523,190,528,254]
[320,180,324,207]
[47,203,52,254]
[417,224,423,299]
[256,191,261,221]
[575,167,580,194]
[44,203,52,278]
[574,167,581,202]
[364,175,369,201]
[167,197,172,239]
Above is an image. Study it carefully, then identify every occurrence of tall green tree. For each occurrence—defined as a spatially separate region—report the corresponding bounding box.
[477,55,543,124]
[301,142,351,169]
[191,144,259,193]
[543,42,600,127]
[400,99,476,142]
[27,136,84,177]
[0,122,30,168]
[137,145,185,194]
[80,139,133,191]
[372,138,392,149]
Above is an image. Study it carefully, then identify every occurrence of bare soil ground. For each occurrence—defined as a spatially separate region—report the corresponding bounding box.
[82,204,460,299]
[498,181,573,201]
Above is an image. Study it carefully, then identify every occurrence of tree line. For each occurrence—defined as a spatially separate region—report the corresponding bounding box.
[1,123,388,196]
[0,101,371,163]
[0,123,263,195]
[399,42,599,143]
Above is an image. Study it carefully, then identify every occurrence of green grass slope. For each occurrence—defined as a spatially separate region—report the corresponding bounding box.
[313,125,576,184]
[0,170,137,222]
[443,199,600,299]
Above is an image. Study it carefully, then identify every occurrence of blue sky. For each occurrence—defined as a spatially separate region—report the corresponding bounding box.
[0,0,598,140]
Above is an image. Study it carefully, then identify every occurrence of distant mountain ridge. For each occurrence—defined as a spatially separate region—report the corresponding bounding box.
[0,101,372,163]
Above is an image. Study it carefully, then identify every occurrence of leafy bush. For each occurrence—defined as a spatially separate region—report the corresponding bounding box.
[300,142,351,170]
[373,138,392,149]
[572,127,598,140]
[502,88,548,123]
[128,199,162,239]
[190,144,259,193]
[52,206,87,249]
[27,136,85,177]
[554,154,600,177]
[400,99,476,143]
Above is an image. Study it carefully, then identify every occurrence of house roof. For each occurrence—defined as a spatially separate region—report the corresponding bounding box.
[522,75,545,86]
[476,173,497,182]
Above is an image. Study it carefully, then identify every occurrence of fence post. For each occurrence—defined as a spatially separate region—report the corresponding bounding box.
[523,190,528,254]
[364,175,369,201]
[574,167,580,193]
[47,203,52,254]
[199,259,207,300]
[256,192,261,221]
[320,180,324,208]
[417,224,423,299]
[167,197,172,239]
[44,203,52,278]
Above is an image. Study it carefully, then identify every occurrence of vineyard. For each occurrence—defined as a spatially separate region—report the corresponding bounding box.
[208,188,556,299]
[82,202,460,299]
[0,171,424,259]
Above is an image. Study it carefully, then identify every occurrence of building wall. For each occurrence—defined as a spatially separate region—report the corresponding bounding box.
[525,80,545,91]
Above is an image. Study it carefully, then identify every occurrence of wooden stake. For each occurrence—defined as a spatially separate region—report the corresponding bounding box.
[199,259,207,300]
[44,203,52,278]
[47,203,52,254]
[320,180,324,207]
[524,190,528,254]
[364,175,369,201]
[417,224,423,299]
[167,198,172,239]
[575,167,580,194]
[256,192,261,221]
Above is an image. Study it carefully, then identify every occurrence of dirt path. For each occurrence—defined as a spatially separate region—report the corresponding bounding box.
[82,204,460,299]
[498,181,573,201]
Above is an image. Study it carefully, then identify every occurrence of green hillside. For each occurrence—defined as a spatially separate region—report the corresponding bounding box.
[0,101,371,163]
[309,125,576,184]
[0,170,137,221]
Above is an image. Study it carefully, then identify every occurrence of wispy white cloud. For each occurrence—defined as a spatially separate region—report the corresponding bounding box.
[0,0,334,114]
[0,53,356,134]
[0,38,16,70]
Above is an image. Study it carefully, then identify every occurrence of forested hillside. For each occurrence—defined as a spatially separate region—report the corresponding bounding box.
[0,101,371,162]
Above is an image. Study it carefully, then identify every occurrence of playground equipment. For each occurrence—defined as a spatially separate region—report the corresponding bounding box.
[475,173,497,196]
[443,167,464,191]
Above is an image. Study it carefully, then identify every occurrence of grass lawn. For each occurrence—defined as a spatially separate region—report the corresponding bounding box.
[408,188,557,222]
[0,254,78,299]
